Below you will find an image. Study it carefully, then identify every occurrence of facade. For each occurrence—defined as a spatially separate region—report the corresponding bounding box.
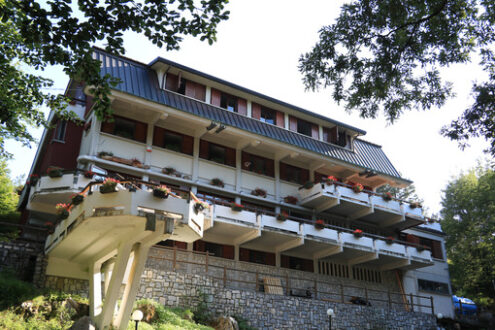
[19,48,454,327]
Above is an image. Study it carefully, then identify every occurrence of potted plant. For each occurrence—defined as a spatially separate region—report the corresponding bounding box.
[409,201,422,209]
[28,174,39,186]
[162,167,175,175]
[98,151,114,160]
[194,201,210,214]
[325,175,338,185]
[315,219,325,230]
[84,170,95,179]
[416,245,427,252]
[284,195,298,205]
[131,158,144,168]
[71,194,84,206]
[210,178,224,188]
[251,188,267,198]
[99,178,119,194]
[385,236,394,244]
[382,192,393,201]
[230,202,244,212]
[276,211,289,221]
[302,180,314,190]
[153,185,171,199]
[47,166,63,178]
[353,229,363,238]
[55,203,70,220]
[352,183,364,193]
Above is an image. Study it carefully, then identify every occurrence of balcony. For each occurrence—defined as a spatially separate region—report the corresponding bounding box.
[45,186,205,268]
[368,239,410,271]
[27,172,93,214]
[405,246,434,269]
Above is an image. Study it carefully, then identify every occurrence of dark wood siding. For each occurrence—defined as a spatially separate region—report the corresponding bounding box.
[237,98,247,115]
[252,102,261,119]
[211,88,221,107]
[275,111,285,128]
[165,73,179,91]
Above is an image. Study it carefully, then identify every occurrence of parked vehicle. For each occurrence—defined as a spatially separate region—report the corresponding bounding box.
[453,295,477,315]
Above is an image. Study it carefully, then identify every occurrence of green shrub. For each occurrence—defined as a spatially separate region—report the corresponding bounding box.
[0,269,39,310]
[234,315,256,330]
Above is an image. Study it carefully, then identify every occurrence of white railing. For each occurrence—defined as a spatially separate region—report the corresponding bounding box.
[340,232,375,252]
[302,223,340,244]
[406,246,433,263]
[375,239,408,258]
[213,204,257,226]
[370,195,402,214]
[261,214,300,234]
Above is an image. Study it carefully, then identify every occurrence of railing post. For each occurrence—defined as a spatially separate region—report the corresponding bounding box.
[205,252,209,273]
[365,287,368,304]
[286,274,290,295]
[430,296,434,315]
[223,266,226,287]
[387,290,392,309]
[173,246,177,271]
[340,284,344,303]
[255,271,259,291]
[314,279,317,299]
[410,293,414,312]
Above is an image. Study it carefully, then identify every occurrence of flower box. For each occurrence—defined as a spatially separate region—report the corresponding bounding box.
[251,188,267,198]
[416,245,427,252]
[284,195,298,205]
[153,185,170,199]
[314,219,325,230]
[230,202,244,212]
[382,192,393,201]
[55,203,70,220]
[98,151,114,160]
[276,211,288,222]
[302,181,314,190]
[99,178,119,194]
[385,236,394,244]
[71,194,84,206]
[353,229,363,238]
[210,178,224,188]
[47,166,63,178]
[352,183,364,193]
[325,175,338,185]
[194,201,209,214]
[84,171,95,179]
[162,167,176,175]
[28,174,39,186]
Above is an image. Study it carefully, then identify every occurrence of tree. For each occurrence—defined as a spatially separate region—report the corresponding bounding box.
[0,158,21,241]
[0,0,229,157]
[299,0,495,155]
[441,164,495,309]
[376,183,423,203]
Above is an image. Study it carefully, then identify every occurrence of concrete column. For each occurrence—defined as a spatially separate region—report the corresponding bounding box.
[318,125,324,141]
[313,259,319,274]
[284,113,289,129]
[89,114,102,157]
[144,122,154,166]
[103,259,115,295]
[235,148,242,193]
[275,160,280,201]
[205,86,212,104]
[275,253,281,268]
[89,262,102,318]
[234,245,240,261]
[247,100,252,117]
[192,136,200,183]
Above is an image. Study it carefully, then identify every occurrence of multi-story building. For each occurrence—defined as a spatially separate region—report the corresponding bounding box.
[19,48,454,328]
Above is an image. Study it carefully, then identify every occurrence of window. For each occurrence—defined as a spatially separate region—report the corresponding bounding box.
[53,121,67,141]
[241,152,274,177]
[323,126,350,148]
[239,248,275,266]
[220,93,237,112]
[418,279,449,294]
[297,119,312,136]
[194,240,234,259]
[101,115,148,143]
[419,237,444,259]
[260,107,275,125]
[289,116,318,139]
[153,127,193,155]
[281,255,314,272]
[199,140,236,167]
[164,73,206,101]
[156,240,187,249]
[280,162,309,185]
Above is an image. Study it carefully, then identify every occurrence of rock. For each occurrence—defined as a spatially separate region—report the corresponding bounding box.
[213,316,239,330]
[69,316,96,330]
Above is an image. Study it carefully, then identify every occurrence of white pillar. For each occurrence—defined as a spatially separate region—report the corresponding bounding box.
[235,148,242,193]
[89,262,102,318]
[284,113,289,129]
[192,135,200,185]
[318,125,324,141]
[275,253,281,268]
[247,100,252,117]
[205,86,212,104]
[275,160,281,201]
[89,114,102,157]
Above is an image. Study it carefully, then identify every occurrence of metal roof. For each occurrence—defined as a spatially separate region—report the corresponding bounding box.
[93,48,406,181]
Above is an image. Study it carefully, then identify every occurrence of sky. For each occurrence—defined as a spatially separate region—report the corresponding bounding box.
[5,0,489,215]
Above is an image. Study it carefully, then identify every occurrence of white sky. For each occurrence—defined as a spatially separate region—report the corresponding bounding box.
[6,0,489,215]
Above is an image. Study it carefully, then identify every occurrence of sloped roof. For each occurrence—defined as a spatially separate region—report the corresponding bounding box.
[93,48,406,181]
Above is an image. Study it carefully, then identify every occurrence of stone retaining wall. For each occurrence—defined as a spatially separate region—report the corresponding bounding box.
[0,239,43,282]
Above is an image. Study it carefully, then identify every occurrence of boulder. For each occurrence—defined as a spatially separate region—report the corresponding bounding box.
[69,316,96,330]
[213,316,239,330]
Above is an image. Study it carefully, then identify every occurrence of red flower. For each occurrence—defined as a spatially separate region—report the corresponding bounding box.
[315,219,325,225]
[353,229,363,234]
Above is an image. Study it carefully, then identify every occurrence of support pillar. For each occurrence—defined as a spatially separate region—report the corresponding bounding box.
[89,262,102,319]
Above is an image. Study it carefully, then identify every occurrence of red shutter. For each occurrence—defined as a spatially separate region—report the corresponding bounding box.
[237,98,247,115]
[211,88,221,106]
[406,234,420,245]
[134,121,148,143]
[289,116,298,131]
[199,140,209,159]
[279,162,287,181]
[252,103,261,119]
[281,255,289,268]
[311,124,319,139]
[101,120,115,134]
[152,126,164,147]
[182,134,194,155]
[195,83,206,101]
[194,240,206,252]
[225,147,236,167]
[275,111,285,128]
[266,159,274,177]
[165,73,179,91]
[185,80,195,98]
[432,241,443,259]
[315,172,325,183]
[266,252,276,266]
[223,245,235,260]
[239,248,249,262]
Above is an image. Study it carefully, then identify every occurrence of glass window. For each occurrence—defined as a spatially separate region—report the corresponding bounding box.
[220,93,237,112]
[297,119,312,136]
[209,143,226,164]
[260,107,275,125]
[163,131,183,152]
[242,152,274,177]
[114,117,136,140]
[54,121,67,141]
[418,279,449,294]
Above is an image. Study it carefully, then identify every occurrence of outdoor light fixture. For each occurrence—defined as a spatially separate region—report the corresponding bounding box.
[436,313,443,319]
[131,309,144,330]
[326,308,335,330]
[206,122,217,130]
[215,124,226,134]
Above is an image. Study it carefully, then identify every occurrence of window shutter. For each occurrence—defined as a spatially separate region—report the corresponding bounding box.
[239,248,249,262]
[311,124,319,139]
[329,126,338,143]
[175,241,187,249]
[195,82,206,101]
[252,103,261,119]
[275,111,285,128]
[406,234,420,245]
[182,134,194,155]
[281,255,289,268]
[211,88,221,106]
[266,159,275,177]
[185,80,195,98]
[199,140,209,159]
[152,126,164,147]
[237,98,247,115]
[225,147,236,167]
[432,241,443,259]
[165,73,179,91]
[223,245,235,260]
[279,162,287,181]
[301,169,310,184]
[134,121,148,143]
[304,258,314,272]
[266,252,276,266]
[101,120,115,135]
[194,240,206,252]
[289,116,298,131]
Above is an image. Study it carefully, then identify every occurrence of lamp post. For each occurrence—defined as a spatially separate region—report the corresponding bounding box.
[327,308,335,330]
[131,309,144,330]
